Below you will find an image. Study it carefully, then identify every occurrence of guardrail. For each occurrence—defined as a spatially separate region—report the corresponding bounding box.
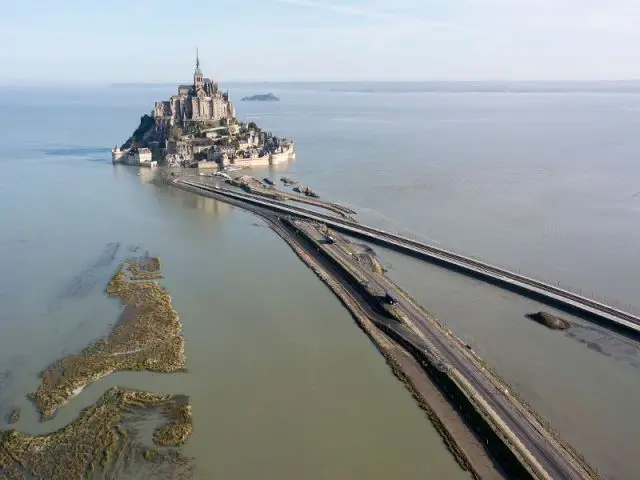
[179,179,640,338]
[177,178,596,478]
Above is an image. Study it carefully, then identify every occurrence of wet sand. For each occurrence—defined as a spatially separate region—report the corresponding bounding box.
[1,387,194,480]
[1,257,194,479]
[29,258,185,420]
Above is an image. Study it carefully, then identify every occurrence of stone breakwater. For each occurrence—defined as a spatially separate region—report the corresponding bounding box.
[264,217,488,479]
[28,257,185,420]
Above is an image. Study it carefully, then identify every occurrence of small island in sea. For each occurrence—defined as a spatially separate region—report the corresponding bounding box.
[241,93,280,102]
[112,51,294,169]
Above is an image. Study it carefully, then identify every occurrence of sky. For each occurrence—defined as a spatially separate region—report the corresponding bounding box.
[1,0,640,84]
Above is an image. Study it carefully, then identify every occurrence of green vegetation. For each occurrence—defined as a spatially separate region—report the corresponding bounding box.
[29,257,185,420]
[122,114,154,149]
[169,125,183,141]
[1,388,193,480]
[183,122,202,137]
[152,399,193,446]
[1,255,195,479]
[143,449,159,461]
[247,121,262,133]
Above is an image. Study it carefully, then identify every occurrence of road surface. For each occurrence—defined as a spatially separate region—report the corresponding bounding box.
[172,177,598,479]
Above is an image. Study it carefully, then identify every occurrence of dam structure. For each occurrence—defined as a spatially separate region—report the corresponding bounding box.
[176,178,640,339]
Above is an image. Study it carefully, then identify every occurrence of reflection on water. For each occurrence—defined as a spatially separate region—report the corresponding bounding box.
[137,167,156,183]
[267,157,295,173]
[566,324,640,369]
[2,84,640,479]
[161,183,233,219]
[195,194,232,217]
[0,155,469,480]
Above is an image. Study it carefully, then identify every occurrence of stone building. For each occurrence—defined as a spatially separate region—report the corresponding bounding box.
[136,148,153,164]
[112,147,156,167]
[154,51,236,125]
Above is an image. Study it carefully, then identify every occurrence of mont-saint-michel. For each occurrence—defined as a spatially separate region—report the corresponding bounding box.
[112,52,294,169]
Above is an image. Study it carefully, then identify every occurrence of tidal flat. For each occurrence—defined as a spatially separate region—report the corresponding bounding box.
[29,257,185,419]
[1,257,194,479]
[1,387,194,480]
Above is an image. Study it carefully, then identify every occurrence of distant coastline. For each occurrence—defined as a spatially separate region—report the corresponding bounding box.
[107,80,640,94]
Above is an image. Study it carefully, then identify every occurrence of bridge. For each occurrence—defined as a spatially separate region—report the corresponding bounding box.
[178,178,640,339]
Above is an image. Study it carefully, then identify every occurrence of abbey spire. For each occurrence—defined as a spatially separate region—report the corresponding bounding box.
[194,48,204,91]
[153,50,235,125]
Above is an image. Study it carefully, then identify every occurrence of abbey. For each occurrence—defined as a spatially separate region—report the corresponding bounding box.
[114,51,294,168]
[153,51,236,125]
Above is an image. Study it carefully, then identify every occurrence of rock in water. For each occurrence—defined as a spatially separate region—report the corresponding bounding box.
[525,311,571,330]
[7,407,20,424]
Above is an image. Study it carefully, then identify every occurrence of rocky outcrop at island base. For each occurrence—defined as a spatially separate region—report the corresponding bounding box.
[121,114,155,149]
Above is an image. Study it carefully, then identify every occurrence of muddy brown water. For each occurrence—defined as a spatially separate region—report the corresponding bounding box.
[3,84,640,479]
[0,162,469,479]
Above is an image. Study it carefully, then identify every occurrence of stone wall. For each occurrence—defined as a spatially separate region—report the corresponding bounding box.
[234,156,271,167]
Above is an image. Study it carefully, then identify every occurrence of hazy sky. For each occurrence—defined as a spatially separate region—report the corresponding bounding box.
[2,0,640,83]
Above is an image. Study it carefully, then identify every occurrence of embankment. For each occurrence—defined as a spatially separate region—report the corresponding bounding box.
[280,218,537,479]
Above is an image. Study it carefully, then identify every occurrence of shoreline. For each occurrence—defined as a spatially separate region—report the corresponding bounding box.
[28,258,186,420]
[1,258,194,478]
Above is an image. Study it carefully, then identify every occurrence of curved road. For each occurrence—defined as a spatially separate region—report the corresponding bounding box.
[295,220,590,479]
[180,179,640,338]
[173,178,596,479]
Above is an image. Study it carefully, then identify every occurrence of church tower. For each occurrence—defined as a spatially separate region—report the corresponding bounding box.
[194,48,204,93]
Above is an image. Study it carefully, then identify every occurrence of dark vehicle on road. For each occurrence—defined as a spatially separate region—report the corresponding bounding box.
[383,292,396,305]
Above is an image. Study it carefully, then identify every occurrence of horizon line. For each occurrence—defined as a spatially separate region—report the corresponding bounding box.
[1,79,640,88]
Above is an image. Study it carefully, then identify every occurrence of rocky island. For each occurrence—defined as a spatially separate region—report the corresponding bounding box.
[241,93,280,102]
[112,51,294,169]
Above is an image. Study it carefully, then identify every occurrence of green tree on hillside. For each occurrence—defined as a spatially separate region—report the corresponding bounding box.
[122,114,154,148]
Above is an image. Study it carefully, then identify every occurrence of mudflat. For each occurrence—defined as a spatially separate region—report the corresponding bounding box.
[1,387,193,480]
[28,258,185,420]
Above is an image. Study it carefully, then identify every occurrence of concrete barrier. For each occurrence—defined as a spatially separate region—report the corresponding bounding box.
[280,216,543,479]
